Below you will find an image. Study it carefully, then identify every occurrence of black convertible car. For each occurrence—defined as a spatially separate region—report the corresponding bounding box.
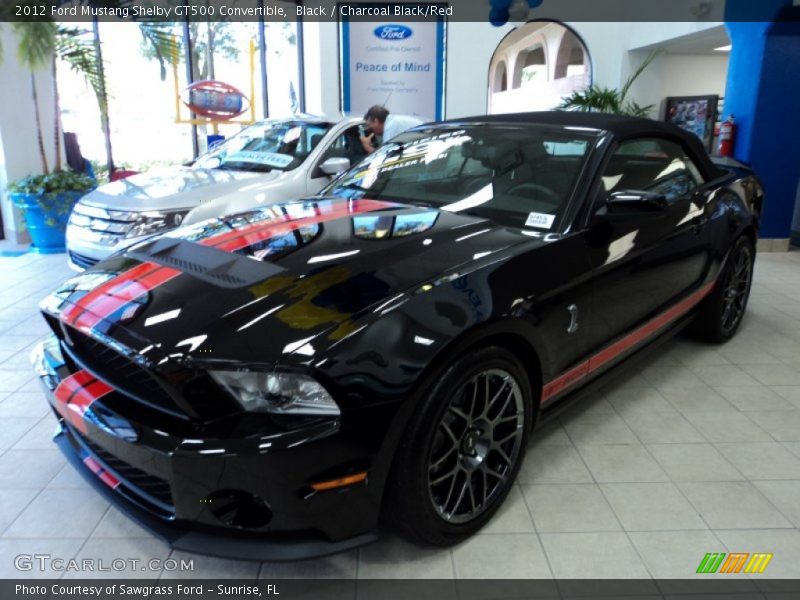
[33,112,762,559]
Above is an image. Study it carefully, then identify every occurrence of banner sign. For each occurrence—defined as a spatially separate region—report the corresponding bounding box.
[339,2,447,121]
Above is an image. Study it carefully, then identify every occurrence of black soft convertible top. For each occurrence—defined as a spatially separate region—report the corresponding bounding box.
[440,111,721,180]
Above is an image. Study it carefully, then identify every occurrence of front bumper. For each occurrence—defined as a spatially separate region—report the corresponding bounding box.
[33,338,382,560]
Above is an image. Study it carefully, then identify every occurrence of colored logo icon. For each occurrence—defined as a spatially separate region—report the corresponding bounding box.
[374,25,414,41]
[696,552,773,574]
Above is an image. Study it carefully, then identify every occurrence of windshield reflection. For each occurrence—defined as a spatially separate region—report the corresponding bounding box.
[194,120,332,173]
[353,211,439,240]
[326,125,597,230]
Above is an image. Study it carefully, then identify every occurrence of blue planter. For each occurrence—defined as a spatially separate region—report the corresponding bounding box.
[10,191,84,254]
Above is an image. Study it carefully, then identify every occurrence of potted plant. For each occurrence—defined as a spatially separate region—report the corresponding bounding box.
[558,52,658,116]
[3,22,98,251]
[2,16,175,251]
[8,171,95,252]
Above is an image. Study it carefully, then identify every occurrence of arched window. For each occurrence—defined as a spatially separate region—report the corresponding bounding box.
[488,21,592,114]
[554,30,588,79]
[513,45,546,88]
[493,60,508,92]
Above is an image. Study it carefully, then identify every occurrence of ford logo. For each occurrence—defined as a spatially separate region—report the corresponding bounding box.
[374,24,413,41]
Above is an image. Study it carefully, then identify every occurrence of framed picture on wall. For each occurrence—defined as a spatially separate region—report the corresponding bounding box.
[664,95,719,153]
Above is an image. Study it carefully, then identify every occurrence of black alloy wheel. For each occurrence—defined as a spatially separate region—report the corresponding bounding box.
[693,235,755,343]
[720,241,753,335]
[386,346,533,545]
[428,368,525,524]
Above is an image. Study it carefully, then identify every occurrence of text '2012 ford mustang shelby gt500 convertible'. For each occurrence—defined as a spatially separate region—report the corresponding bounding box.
[32,112,762,560]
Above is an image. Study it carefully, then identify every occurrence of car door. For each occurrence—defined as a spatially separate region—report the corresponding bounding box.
[583,136,712,357]
[307,124,367,195]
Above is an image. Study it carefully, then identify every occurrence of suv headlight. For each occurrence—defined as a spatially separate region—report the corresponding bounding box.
[209,370,340,416]
[125,210,189,239]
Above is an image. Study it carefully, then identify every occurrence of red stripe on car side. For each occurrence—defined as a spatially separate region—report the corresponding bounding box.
[541,281,716,404]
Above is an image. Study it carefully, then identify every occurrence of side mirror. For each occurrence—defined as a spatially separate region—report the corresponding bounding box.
[320,157,351,176]
[606,190,668,213]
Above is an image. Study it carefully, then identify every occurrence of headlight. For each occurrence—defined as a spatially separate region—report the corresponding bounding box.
[209,370,340,416]
[125,210,189,239]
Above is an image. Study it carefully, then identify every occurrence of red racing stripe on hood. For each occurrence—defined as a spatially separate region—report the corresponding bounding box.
[209,198,395,251]
[61,262,159,325]
[72,265,180,331]
[61,199,395,332]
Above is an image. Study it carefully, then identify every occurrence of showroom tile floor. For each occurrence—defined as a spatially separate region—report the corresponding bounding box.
[1,251,800,581]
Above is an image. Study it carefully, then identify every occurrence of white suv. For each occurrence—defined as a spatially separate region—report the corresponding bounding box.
[66,115,365,270]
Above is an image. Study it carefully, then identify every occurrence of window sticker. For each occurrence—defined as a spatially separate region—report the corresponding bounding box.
[225,151,294,168]
[525,212,555,229]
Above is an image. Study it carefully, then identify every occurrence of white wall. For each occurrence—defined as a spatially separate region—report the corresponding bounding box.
[444,22,509,118]
[301,19,728,123]
[0,24,62,243]
[626,22,725,52]
[627,52,729,118]
[301,4,342,119]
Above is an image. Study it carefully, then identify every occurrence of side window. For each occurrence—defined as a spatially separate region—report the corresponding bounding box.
[316,125,367,174]
[602,138,705,201]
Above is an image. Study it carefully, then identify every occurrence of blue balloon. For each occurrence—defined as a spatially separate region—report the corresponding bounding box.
[489,0,512,8]
[489,7,510,26]
[527,0,543,7]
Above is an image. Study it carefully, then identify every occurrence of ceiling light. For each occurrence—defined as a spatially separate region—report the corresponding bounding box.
[714,45,732,52]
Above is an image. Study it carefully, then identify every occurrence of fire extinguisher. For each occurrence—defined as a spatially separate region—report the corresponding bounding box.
[718,114,736,157]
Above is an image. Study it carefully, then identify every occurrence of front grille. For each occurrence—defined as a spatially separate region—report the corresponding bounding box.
[65,425,175,518]
[68,251,99,269]
[82,435,173,509]
[64,326,187,419]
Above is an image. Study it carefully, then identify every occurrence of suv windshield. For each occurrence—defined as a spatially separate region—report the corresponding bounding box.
[194,120,332,173]
[325,125,596,229]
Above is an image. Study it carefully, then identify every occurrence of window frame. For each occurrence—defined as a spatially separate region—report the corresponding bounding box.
[579,133,710,225]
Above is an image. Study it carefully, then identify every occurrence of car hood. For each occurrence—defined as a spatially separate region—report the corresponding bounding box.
[44,197,534,368]
[78,166,271,212]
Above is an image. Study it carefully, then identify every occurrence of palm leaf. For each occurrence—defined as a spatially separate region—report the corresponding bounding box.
[56,26,105,109]
[621,100,656,118]
[12,22,57,70]
[137,22,180,80]
[558,51,659,117]
[558,86,622,114]
[620,51,659,103]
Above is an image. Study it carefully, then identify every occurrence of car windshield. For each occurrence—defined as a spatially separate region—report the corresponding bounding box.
[324,125,596,229]
[194,120,332,173]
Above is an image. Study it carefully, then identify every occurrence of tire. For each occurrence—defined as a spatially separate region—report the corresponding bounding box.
[692,235,755,343]
[385,346,533,546]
